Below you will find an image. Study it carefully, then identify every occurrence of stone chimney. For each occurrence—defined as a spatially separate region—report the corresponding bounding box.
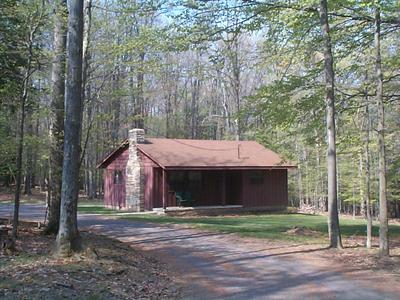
[125,129,145,211]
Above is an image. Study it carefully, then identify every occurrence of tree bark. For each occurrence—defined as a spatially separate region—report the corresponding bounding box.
[319,0,343,249]
[24,108,34,196]
[375,4,389,256]
[12,71,30,247]
[135,51,145,129]
[55,0,84,256]
[46,0,68,235]
[230,35,241,141]
[364,78,372,249]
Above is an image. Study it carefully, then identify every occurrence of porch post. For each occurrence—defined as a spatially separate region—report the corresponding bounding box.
[222,170,226,206]
[162,169,167,210]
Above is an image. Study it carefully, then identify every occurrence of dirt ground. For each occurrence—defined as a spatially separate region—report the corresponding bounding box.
[0,221,182,299]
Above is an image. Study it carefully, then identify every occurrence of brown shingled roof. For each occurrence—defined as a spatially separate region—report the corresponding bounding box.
[98,138,295,169]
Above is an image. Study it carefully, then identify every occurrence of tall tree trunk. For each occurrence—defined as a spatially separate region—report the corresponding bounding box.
[135,51,145,129]
[359,153,365,217]
[295,139,304,207]
[46,0,68,235]
[319,0,342,249]
[375,4,389,256]
[364,79,372,249]
[190,77,200,139]
[165,93,171,138]
[81,0,91,100]
[56,0,84,256]
[12,71,30,247]
[24,108,34,196]
[111,70,120,143]
[231,36,241,141]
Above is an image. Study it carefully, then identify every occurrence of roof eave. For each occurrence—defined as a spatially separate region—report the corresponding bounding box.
[96,140,129,169]
[164,165,297,170]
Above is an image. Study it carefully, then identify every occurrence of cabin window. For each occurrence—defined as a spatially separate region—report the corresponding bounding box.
[113,170,123,184]
[249,171,264,185]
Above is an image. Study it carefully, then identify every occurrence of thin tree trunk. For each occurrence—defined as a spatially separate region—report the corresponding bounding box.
[190,77,200,139]
[11,11,41,246]
[24,110,34,196]
[56,0,84,256]
[319,0,342,249]
[359,153,365,217]
[135,51,145,129]
[46,0,68,235]
[165,93,171,138]
[12,72,30,247]
[294,139,304,207]
[375,5,389,256]
[232,36,241,141]
[364,79,372,249]
[111,70,120,143]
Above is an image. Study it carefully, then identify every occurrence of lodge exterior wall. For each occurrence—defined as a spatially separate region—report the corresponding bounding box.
[241,169,288,208]
[103,149,129,209]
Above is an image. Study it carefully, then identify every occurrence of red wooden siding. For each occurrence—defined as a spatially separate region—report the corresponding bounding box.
[152,168,163,208]
[241,169,288,207]
[139,152,159,210]
[104,148,129,209]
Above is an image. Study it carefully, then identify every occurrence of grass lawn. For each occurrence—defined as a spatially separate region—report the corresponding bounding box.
[121,213,400,243]
[78,203,127,215]
[2,191,399,244]
[74,201,400,243]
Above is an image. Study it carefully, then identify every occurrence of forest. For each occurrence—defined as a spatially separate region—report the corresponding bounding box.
[0,0,399,256]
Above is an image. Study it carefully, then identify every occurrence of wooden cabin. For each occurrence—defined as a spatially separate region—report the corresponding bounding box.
[97,129,295,212]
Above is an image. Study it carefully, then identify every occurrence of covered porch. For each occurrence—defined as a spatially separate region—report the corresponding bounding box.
[151,169,244,210]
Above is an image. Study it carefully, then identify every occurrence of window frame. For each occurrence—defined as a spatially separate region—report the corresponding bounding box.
[113,170,124,185]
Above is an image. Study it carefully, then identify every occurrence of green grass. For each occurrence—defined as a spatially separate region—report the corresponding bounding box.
[121,213,400,243]
[3,196,399,244]
[0,199,45,205]
[78,204,127,215]
[74,202,400,243]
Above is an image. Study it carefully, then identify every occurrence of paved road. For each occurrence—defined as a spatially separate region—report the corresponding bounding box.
[1,204,399,300]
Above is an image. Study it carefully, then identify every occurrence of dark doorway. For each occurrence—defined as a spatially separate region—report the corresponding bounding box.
[226,171,242,205]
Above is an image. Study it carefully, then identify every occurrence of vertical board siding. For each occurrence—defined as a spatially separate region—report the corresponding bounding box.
[104,149,129,209]
[153,168,163,208]
[139,152,159,210]
[241,169,288,207]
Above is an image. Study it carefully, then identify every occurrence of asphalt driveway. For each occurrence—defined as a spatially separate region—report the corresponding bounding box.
[1,204,399,300]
